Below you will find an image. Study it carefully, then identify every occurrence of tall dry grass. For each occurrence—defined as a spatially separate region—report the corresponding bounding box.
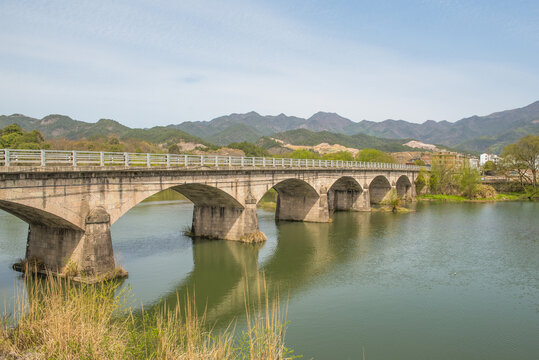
[0,270,295,359]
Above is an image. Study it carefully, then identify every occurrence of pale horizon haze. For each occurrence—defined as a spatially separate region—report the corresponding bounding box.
[1,0,538,127]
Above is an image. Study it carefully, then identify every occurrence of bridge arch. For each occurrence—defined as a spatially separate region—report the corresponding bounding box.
[327,176,364,213]
[257,178,328,223]
[396,175,412,200]
[0,200,82,230]
[369,175,392,204]
[170,183,244,209]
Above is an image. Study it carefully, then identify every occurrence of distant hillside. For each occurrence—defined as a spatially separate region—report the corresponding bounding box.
[166,101,539,154]
[0,114,209,146]
[2,100,538,154]
[271,129,414,153]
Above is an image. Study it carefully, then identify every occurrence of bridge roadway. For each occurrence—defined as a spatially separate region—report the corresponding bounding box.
[0,149,419,280]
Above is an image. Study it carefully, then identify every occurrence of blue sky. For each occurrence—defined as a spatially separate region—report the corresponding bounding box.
[1,0,538,127]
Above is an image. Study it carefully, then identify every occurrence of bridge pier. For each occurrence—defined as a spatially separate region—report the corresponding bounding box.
[191,200,265,243]
[328,189,371,212]
[275,189,330,223]
[20,207,117,280]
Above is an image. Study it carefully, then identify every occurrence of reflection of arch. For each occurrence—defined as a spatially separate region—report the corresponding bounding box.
[327,176,363,213]
[271,179,322,222]
[396,175,412,199]
[369,175,391,204]
[0,200,82,230]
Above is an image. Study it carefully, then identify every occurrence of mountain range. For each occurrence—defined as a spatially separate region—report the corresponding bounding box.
[170,100,539,153]
[2,100,538,154]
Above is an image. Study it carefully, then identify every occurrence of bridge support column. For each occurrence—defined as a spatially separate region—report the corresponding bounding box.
[20,207,117,280]
[276,188,330,223]
[329,189,370,212]
[191,200,265,243]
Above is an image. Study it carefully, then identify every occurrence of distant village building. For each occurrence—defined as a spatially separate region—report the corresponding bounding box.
[479,153,500,166]
[431,150,471,168]
[469,157,479,169]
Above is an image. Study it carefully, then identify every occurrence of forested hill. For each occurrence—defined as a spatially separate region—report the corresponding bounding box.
[2,100,538,153]
[169,100,539,153]
[0,114,209,146]
[270,129,414,153]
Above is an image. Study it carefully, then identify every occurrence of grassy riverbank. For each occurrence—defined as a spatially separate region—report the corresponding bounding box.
[0,273,294,359]
[417,193,522,202]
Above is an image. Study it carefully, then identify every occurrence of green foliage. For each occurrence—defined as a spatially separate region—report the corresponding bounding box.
[168,144,180,154]
[227,142,270,157]
[415,174,426,194]
[381,188,401,212]
[287,149,320,159]
[482,160,496,174]
[355,148,396,163]
[502,135,539,189]
[428,173,439,193]
[273,128,414,152]
[322,151,355,161]
[458,166,481,199]
[413,159,426,166]
[0,124,48,149]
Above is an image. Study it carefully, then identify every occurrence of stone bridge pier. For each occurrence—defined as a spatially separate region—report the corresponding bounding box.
[0,166,417,280]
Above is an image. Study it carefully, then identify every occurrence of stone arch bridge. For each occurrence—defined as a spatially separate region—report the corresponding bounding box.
[0,149,419,278]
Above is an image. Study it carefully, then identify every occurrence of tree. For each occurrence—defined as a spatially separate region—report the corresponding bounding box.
[458,166,481,199]
[415,166,428,194]
[502,135,539,189]
[482,160,496,175]
[287,149,320,159]
[413,159,426,166]
[227,142,269,157]
[355,148,396,163]
[168,144,180,154]
[322,151,355,161]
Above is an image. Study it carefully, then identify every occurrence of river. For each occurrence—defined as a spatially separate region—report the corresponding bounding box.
[0,199,538,359]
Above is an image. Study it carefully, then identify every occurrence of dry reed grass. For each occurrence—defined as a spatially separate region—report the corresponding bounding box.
[0,269,295,360]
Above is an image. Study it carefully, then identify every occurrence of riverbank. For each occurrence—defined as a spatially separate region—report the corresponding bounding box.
[0,274,294,360]
[417,193,526,202]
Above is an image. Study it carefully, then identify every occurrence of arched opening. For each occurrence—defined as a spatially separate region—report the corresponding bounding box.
[257,178,328,222]
[369,175,391,204]
[396,175,412,200]
[0,200,82,230]
[327,176,364,214]
[0,200,87,275]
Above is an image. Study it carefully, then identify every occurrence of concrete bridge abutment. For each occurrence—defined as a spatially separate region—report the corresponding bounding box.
[23,207,116,278]
[191,202,265,243]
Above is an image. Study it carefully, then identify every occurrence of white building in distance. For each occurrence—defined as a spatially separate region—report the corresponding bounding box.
[480,153,500,166]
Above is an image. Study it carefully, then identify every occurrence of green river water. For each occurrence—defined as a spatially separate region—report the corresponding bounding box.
[0,199,537,359]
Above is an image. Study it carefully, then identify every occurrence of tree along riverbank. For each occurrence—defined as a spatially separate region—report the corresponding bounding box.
[417,192,537,203]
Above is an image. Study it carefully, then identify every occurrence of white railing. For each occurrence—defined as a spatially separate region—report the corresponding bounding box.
[0,149,420,171]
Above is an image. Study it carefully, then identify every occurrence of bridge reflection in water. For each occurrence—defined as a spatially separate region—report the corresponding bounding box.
[147,204,403,326]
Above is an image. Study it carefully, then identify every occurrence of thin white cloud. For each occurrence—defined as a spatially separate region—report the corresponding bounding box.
[0,0,538,126]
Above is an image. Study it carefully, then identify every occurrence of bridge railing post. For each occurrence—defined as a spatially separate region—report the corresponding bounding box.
[40,150,46,166]
[146,153,151,168]
[100,152,105,166]
[72,151,77,167]
[5,149,10,167]
[124,152,130,167]
[166,154,171,167]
